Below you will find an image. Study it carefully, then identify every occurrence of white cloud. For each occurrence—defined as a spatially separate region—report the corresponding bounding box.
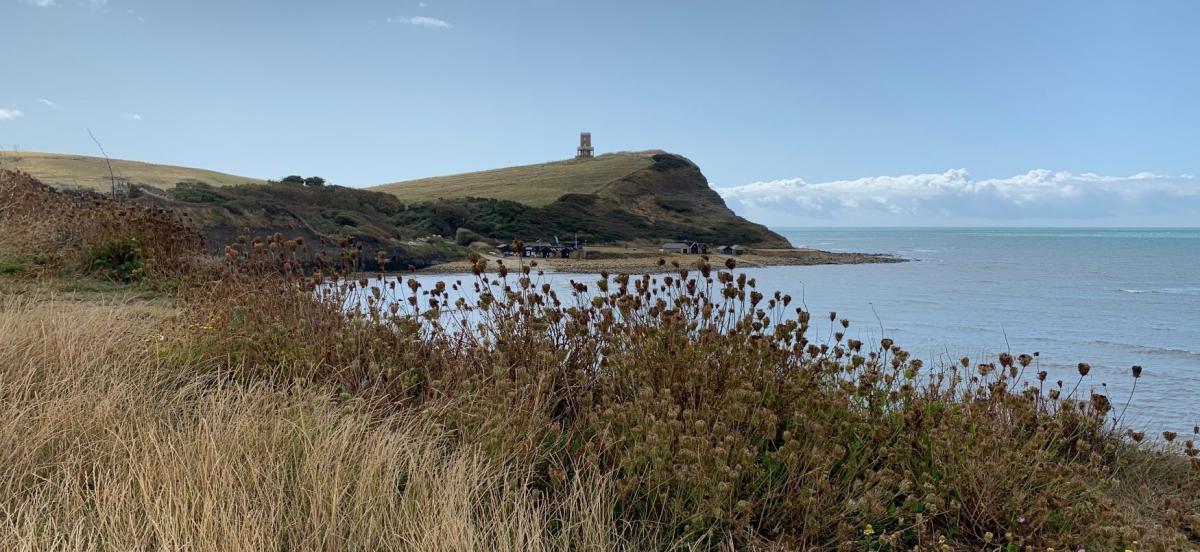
[122,112,142,121]
[717,169,1200,226]
[88,0,107,10]
[37,98,62,110]
[24,0,54,7]
[388,15,451,28]
[0,109,23,121]
[418,2,428,7]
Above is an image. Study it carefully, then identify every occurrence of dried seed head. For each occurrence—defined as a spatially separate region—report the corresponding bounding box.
[1077,362,1091,377]
[1131,365,1143,378]
[1163,431,1178,442]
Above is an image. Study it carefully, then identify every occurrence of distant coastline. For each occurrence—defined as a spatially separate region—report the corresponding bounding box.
[418,246,903,274]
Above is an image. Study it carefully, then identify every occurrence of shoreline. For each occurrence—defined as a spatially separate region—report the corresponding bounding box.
[416,247,904,275]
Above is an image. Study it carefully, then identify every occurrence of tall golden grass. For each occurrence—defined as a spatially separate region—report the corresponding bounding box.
[0,295,647,551]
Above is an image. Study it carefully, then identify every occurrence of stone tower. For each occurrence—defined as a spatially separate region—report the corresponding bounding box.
[576,132,594,159]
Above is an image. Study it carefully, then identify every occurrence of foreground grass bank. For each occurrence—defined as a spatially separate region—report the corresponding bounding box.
[2,169,1199,550]
[0,291,635,551]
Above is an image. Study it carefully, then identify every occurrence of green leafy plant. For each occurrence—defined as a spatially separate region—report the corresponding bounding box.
[86,237,144,282]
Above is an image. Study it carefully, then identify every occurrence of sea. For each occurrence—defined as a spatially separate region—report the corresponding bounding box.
[400,228,1200,433]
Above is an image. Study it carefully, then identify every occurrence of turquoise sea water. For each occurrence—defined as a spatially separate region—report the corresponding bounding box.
[769,227,1200,433]
[399,228,1200,433]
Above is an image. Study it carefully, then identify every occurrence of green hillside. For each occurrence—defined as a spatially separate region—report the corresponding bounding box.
[0,151,265,192]
[376,151,791,247]
[371,152,657,207]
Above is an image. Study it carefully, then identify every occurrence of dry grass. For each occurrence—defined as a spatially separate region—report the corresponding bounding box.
[371,152,655,207]
[0,151,265,192]
[0,169,204,281]
[0,294,643,551]
[184,240,1200,550]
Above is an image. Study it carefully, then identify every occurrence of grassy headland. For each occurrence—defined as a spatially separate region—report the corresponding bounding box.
[373,152,657,207]
[0,150,266,191]
[2,168,1198,550]
[375,151,789,247]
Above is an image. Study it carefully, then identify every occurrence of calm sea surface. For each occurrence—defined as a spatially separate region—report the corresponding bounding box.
[401,228,1200,432]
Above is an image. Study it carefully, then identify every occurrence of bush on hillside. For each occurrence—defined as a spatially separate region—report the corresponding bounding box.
[454,227,485,246]
[85,236,144,282]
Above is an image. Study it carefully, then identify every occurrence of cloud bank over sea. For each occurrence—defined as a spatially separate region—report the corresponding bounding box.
[717,169,1200,227]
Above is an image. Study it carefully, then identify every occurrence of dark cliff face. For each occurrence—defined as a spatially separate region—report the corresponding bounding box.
[598,153,790,247]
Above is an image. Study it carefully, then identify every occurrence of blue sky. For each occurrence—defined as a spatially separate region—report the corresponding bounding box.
[3,0,1199,226]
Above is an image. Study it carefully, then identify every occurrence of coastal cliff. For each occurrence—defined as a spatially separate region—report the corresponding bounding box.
[375,150,791,247]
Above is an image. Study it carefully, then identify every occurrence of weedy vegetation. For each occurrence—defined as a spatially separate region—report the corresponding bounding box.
[2,168,1198,551]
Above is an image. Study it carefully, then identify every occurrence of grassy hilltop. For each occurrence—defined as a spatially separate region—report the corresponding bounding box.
[373,152,657,207]
[0,151,266,191]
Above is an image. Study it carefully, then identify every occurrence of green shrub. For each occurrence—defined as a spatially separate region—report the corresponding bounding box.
[0,256,31,276]
[455,227,485,246]
[167,183,227,203]
[86,237,144,282]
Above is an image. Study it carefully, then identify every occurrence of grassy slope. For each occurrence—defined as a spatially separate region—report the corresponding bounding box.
[0,151,265,191]
[371,152,656,207]
[0,289,625,551]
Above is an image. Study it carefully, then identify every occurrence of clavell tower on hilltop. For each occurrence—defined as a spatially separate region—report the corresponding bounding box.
[576,132,594,159]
